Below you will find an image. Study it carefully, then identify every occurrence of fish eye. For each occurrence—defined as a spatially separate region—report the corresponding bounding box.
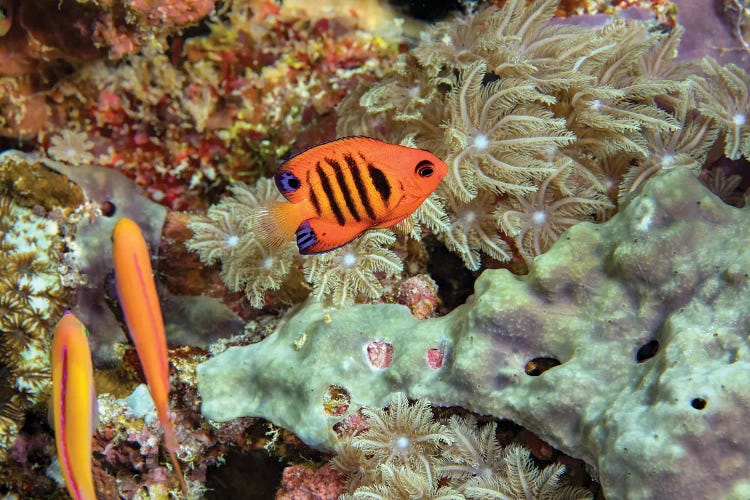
[415,160,434,178]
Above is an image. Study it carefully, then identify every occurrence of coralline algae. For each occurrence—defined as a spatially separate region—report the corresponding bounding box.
[197,168,750,499]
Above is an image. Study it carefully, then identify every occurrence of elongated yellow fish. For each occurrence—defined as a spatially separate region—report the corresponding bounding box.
[51,311,97,500]
[112,217,187,493]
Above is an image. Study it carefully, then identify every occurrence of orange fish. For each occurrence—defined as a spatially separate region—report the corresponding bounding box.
[112,217,187,493]
[254,137,447,254]
[51,312,97,500]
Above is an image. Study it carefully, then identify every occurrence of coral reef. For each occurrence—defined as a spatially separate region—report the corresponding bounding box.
[187,178,414,307]
[0,153,84,462]
[332,0,747,267]
[0,0,219,139]
[276,463,347,500]
[197,168,750,499]
[0,0,401,210]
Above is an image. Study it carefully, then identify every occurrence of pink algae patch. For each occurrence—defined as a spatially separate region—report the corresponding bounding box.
[427,348,444,369]
[366,341,394,369]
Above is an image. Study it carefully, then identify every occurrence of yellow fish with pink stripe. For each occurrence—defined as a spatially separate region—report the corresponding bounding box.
[112,217,187,493]
[51,311,97,500]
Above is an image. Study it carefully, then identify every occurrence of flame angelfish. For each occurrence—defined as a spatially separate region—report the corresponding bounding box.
[112,217,187,493]
[51,311,97,500]
[254,137,448,254]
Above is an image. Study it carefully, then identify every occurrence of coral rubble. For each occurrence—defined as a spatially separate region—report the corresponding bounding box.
[197,169,750,499]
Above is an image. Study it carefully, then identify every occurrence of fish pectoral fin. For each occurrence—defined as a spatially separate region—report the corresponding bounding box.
[296,218,368,254]
[252,200,307,250]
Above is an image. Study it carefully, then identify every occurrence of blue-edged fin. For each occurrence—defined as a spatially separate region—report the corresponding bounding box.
[252,201,307,249]
[296,218,368,254]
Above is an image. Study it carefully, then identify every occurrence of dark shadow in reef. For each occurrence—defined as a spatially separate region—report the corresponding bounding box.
[204,450,286,499]
[424,235,478,312]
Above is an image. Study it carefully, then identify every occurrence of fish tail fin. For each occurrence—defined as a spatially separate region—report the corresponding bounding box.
[252,200,306,250]
[162,421,188,494]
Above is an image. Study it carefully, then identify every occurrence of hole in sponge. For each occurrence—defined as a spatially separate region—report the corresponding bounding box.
[690,398,707,410]
[524,357,561,376]
[636,340,659,363]
[101,200,116,217]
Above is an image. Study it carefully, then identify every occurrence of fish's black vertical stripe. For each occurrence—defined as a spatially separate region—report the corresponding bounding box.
[346,154,376,220]
[326,157,361,222]
[316,163,346,226]
[306,171,321,216]
[368,164,391,204]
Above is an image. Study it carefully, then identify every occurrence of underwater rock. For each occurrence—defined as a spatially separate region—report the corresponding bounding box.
[197,168,750,500]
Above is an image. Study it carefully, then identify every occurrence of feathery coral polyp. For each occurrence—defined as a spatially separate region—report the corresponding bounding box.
[693,57,750,160]
[498,167,612,261]
[443,60,573,202]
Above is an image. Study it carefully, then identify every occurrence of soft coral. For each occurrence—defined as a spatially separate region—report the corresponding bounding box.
[498,166,612,262]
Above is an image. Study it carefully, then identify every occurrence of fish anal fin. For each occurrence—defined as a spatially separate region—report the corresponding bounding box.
[296,218,367,254]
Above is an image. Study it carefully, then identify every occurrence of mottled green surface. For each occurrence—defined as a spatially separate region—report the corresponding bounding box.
[198,168,750,500]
